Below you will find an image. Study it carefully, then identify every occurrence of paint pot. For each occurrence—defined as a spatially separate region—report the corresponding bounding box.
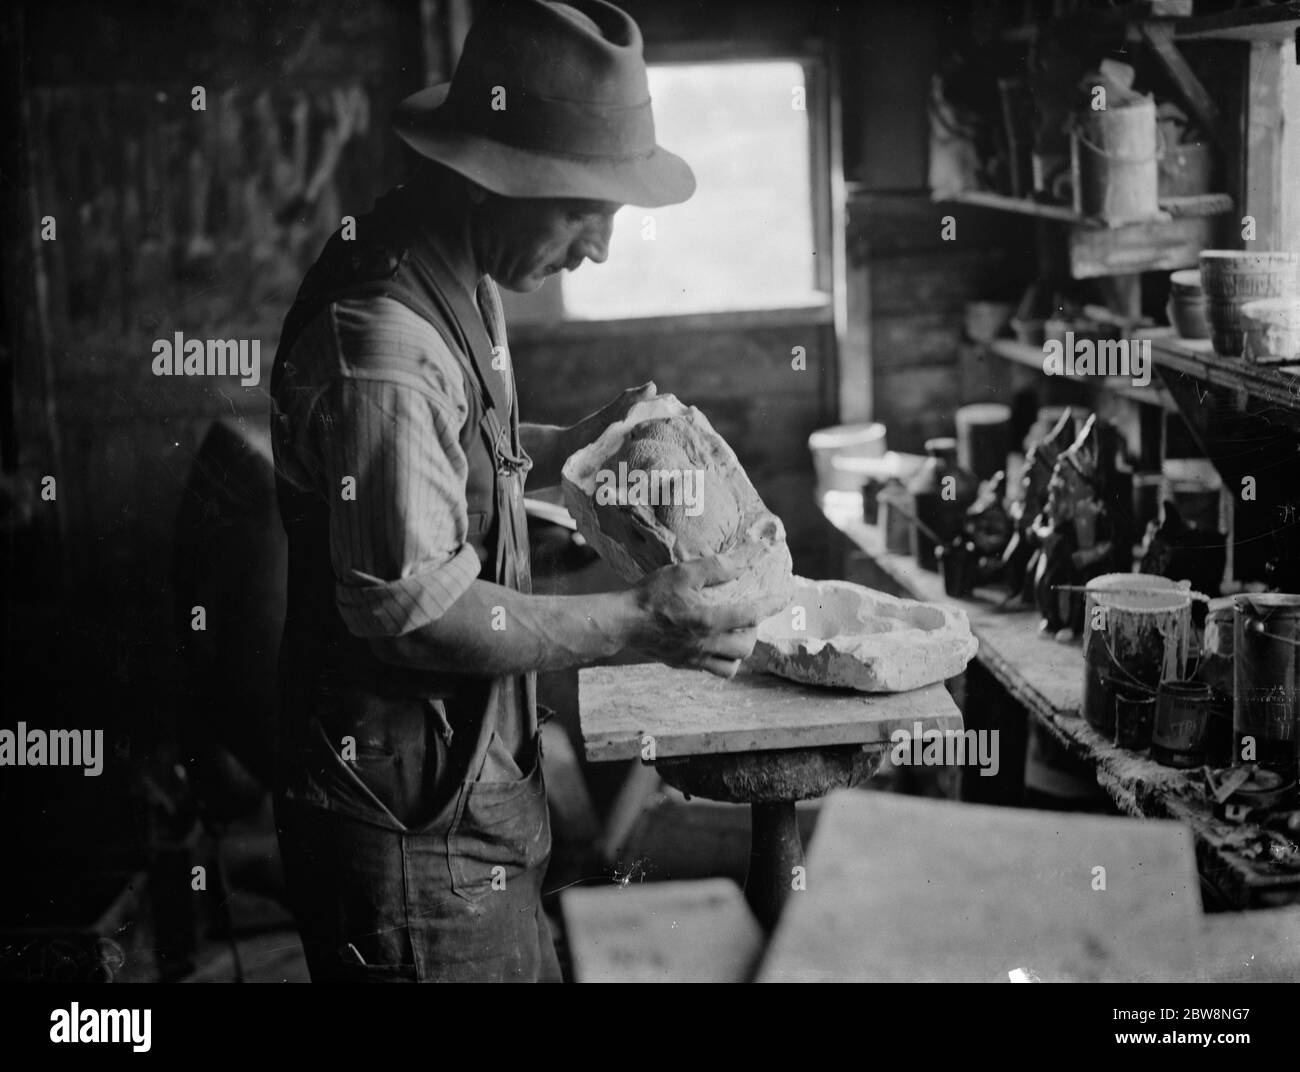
[1234,594,1300,780]
[1151,679,1214,768]
[1199,251,1300,358]
[830,454,899,524]
[808,423,886,492]
[1081,573,1192,738]
[1114,686,1156,751]
[1166,268,1209,341]
[908,438,978,572]
[936,540,976,599]
[955,403,1011,482]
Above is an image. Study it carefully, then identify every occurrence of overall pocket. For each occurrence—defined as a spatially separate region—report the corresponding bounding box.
[448,732,550,904]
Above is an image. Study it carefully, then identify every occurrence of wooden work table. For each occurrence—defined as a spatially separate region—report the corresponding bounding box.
[578,661,960,929]
[821,490,1300,910]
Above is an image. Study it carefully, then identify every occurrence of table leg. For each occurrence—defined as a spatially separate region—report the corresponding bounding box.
[745,800,803,931]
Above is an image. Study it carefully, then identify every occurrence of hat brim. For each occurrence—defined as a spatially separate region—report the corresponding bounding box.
[393,85,695,208]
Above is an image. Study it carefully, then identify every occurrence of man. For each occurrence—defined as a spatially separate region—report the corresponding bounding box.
[269,0,769,982]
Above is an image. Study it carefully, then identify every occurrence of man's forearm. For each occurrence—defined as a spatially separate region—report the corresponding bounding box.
[370,578,636,674]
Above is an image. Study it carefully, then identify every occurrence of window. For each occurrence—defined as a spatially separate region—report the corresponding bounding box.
[500,59,828,324]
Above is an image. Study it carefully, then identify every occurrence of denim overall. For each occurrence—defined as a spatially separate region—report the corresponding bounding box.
[269,186,559,982]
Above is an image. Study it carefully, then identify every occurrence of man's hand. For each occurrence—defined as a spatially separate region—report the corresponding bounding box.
[521,381,658,488]
[626,554,764,679]
[578,380,657,444]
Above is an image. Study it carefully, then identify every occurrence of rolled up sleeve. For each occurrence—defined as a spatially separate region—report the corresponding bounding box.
[326,376,482,636]
[278,296,484,638]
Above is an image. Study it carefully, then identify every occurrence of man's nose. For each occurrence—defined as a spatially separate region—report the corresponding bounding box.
[576,216,613,265]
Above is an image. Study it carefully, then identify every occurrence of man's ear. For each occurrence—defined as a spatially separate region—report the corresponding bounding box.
[465,180,490,206]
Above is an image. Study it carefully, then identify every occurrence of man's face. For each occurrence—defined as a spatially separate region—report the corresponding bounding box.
[471,193,621,292]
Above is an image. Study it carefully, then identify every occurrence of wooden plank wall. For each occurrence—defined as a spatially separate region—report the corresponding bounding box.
[16,0,420,615]
[848,195,1033,453]
[511,318,838,578]
[0,0,424,821]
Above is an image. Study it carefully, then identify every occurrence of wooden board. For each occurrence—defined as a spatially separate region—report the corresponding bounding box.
[578,663,962,763]
[757,790,1201,982]
[1069,216,1213,279]
[1195,905,1300,982]
[561,879,764,983]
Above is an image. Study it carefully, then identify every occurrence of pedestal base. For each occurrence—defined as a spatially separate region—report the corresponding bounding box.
[656,745,884,930]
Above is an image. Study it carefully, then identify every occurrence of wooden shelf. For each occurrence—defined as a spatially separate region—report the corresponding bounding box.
[988,337,1178,410]
[821,491,1300,909]
[946,190,1233,228]
[1151,334,1300,415]
[944,192,1227,278]
[1174,3,1300,42]
[945,190,1082,224]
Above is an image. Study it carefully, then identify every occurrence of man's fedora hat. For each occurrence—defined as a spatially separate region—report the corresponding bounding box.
[393,0,694,208]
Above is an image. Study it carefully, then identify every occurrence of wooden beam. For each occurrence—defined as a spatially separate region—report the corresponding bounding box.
[1175,3,1300,43]
[0,8,67,585]
[1140,22,1228,148]
[1245,39,1288,249]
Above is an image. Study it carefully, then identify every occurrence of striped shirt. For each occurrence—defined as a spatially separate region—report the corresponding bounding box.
[272,243,516,639]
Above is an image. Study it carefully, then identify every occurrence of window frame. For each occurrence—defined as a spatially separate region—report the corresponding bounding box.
[506,40,840,341]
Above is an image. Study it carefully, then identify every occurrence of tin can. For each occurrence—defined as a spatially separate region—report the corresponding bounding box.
[936,540,976,598]
[1114,687,1156,751]
[1151,679,1213,768]
[1234,594,1300,780]
[877,478,915,556]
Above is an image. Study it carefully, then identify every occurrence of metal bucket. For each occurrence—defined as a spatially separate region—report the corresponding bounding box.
[1082,574,1192,737]
[1071,98,1160,225]
[1233,594,1300,779]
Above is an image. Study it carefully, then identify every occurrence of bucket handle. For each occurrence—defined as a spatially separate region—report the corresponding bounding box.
[1070,120,1167,165]
[1091,614,1195,696]
[1243,620,1300,647]
[1094,631,1158,696]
